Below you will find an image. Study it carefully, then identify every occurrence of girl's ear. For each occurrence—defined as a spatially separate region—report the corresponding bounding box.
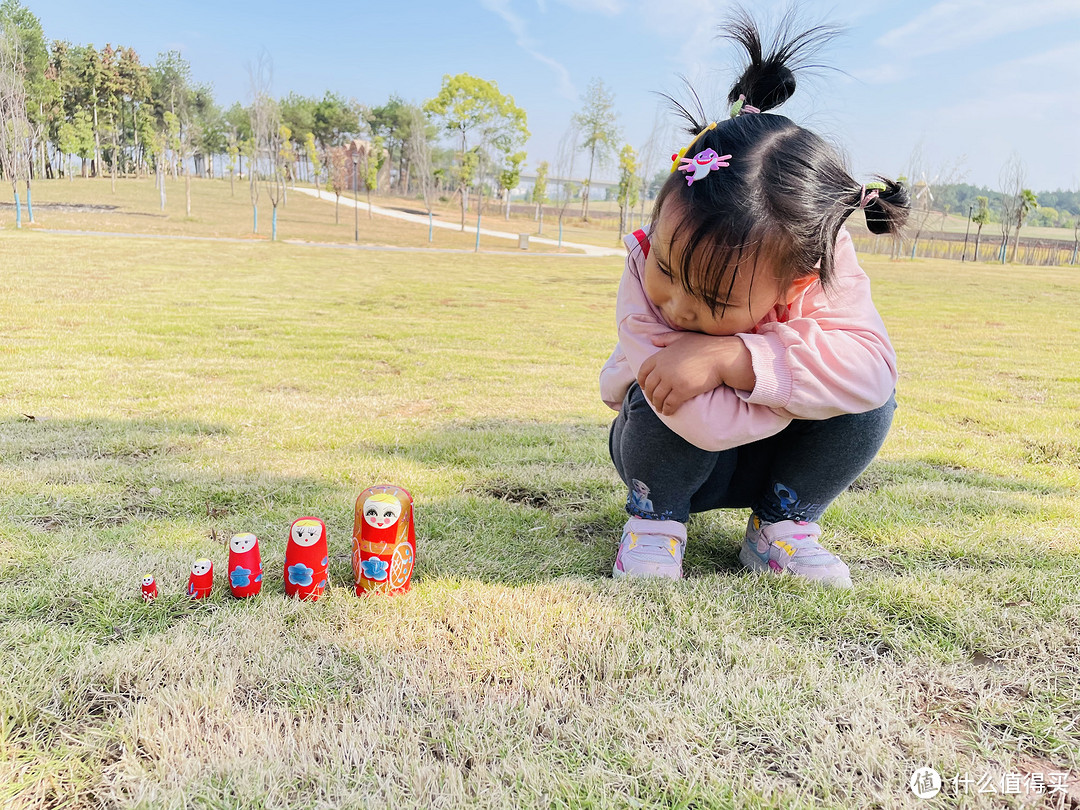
[781,274,817,305]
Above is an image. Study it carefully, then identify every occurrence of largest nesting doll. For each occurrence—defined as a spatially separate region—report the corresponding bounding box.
[352,485,415,596]
[284,517,328,601]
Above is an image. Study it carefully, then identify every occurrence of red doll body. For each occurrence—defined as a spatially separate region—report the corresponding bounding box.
[352,485,415,596]
[187,559,213,599]
[141,574,158,601]
[284,517,328,601]
[228,533,262,598]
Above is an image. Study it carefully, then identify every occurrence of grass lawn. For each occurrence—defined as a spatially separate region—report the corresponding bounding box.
[6,176,633,252]
[1,227,1078,809]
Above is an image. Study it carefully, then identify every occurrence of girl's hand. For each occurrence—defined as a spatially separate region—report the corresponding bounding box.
[637,332,755,416]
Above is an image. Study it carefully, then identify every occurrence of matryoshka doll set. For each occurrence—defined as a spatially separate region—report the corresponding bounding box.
[352,485,416,596]
[143,487,416,601]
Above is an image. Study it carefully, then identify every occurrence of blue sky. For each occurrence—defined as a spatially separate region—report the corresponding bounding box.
[31,0,1080,192]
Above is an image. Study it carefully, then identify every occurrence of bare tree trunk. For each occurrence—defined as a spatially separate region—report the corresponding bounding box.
[92,100,101,177]
[583,148,595,221]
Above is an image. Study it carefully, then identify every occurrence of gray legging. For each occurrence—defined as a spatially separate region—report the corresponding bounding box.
[609,382,896,524]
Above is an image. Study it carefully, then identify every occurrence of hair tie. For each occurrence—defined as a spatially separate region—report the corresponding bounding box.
[729,94,761,118]
[859,182,886,208]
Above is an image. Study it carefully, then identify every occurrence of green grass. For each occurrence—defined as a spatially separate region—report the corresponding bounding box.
[8,176,626,251]
[1,227,1078,809]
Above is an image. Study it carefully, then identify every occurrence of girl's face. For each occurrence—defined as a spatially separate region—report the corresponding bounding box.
[643,201,792,336]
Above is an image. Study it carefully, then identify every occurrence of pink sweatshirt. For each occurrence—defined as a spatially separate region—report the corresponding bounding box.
[599,227,897,452]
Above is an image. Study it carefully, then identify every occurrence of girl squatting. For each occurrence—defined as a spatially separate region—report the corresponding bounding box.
[600,13,910,587]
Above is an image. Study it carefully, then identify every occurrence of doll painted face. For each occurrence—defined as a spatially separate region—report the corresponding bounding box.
[363,494,402,529]
[290,520,323,547]
[141,574,155,587]
[191,559,212,576]
[230,533,258,553]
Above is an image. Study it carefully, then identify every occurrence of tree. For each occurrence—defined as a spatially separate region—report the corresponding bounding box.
[56,106,93,178]
[532,160,549,234]
[1,0,48,180]
[615,144,639,235]
[247,51,276,235]
[1010,188,1038,263]
[902,144,964,259]
[405,105,437,237]
[267,119,286,240]
[304,131,320,196]
[424,73,529,232]
[572,77,619,222]
[971,196,990,261]
[998,154,1024,264]
[312,91,359,151]
[279,91,315,179]
[0,26,30,227]
[364,95,409,192]
[552,123,579,249]
[326,145,348,223]
[223,101,251,180]
[352,135,384,219]
[497,150,525,220]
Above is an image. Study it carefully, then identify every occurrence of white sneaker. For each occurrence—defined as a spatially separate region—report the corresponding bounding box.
[739,514,852,588]
[612,518,687,580]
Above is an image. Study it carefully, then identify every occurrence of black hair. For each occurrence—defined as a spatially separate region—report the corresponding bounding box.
[652,8,909,314]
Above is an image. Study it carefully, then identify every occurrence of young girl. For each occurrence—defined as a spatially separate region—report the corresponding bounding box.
[601,14,909,587]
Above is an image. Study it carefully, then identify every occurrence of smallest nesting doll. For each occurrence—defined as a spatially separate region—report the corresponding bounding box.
[284,517,328,601]
[140,574,158,601]
[228,533,263,598]
[187,558,213,599]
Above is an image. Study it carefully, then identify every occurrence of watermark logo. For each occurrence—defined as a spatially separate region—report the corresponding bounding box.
[910,766,942,799]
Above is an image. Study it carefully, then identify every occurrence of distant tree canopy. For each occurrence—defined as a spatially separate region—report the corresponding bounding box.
[931,183,1080,223]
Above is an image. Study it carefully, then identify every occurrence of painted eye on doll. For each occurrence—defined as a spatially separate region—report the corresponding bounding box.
[363,495,402,528]
[290,520,322,547]
[230,533,257,553]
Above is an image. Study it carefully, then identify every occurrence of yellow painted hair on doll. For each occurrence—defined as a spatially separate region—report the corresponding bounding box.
[366,492,401,506]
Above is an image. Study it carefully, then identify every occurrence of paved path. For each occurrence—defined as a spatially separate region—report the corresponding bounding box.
[34,227,618,258]
[291,186,626,258]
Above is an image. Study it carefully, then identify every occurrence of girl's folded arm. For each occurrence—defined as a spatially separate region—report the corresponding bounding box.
[736,241,897,419]
[617,312,791,452]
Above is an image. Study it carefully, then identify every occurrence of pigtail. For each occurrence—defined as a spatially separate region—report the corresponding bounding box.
[723,7,844,113]
[857,177,910,235]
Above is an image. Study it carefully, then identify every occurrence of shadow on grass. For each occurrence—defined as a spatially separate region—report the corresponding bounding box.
[6,414,1076,645]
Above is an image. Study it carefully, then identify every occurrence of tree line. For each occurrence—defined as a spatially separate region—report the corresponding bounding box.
[0,0,645,240]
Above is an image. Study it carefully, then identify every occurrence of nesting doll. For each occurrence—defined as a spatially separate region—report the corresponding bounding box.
[140,574,158,601]
[284,517,328,601]
[187,558,213,599]
[228,533,262,598]
[352,485,415,596]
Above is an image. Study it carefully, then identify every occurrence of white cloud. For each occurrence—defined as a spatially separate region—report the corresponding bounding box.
[480,0,577,98]
[877,0,1080,57]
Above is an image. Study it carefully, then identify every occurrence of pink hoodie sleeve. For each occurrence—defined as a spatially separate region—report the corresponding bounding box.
[735,230,898,419]
[600,233,791,451]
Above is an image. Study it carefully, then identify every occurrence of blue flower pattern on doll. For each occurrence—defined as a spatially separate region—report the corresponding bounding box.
[361,557,389,581]
[230,567,251,588]
[287,563,314,586]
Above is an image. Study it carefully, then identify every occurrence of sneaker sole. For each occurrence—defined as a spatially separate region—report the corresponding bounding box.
[612,561,682,580]
[739,543,852,588]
